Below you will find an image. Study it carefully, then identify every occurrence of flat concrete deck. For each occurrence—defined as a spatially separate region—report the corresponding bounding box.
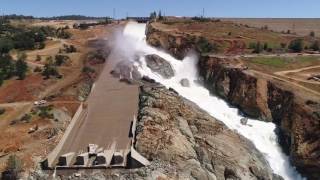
[56,58,139,162]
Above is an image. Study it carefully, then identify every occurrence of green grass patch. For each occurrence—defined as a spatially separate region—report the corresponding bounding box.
[248,56,320,68]
[250,57,287,67]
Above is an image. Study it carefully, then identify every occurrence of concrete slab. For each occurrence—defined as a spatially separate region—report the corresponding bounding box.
[51,57,139,167]
[75,153,89,166]
[58,152,75,166]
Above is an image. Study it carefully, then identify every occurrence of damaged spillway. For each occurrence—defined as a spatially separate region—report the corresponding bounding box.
[121,22,304,180]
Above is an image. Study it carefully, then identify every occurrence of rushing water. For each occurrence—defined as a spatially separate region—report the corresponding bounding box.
[120,22,304,180]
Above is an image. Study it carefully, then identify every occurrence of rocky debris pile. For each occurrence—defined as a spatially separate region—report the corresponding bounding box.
[145,54,175,79]
[134,85,282,180]
[111,60,142,82]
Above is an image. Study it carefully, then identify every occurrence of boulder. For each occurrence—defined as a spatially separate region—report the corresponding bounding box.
[112,60,142,81]
[180,78,190,87]
[145,54,174,79]
[240,118,248,125]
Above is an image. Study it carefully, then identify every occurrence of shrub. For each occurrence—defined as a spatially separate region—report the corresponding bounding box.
[15,53,28,80]
[82,66,95,74]
[42,59,60,79]
[263,42,268,51]
[20,114,32,122]
[34,66,42,73]
[62,44,77,53]
[36,55,41,61]
[0,108,5,115]
[310,41,320,51]
[288,39,304,53]
[253,42,263,53]
[280,43,287,49]
[38,105,54,119]
[196,37,217,53]
[249,42,257,49]
[0,38,14,54]
[87,50,106,64]
[310,31,315,37]
[54,55,69,66]
[2,155,22,180]
[56,28,71,39]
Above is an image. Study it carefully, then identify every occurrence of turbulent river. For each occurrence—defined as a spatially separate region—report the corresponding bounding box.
[119,22,304,180]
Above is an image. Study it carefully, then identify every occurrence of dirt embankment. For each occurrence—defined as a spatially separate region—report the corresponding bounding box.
[146,21,320,180]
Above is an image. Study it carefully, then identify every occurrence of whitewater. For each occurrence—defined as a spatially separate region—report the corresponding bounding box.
[120,22,304,180]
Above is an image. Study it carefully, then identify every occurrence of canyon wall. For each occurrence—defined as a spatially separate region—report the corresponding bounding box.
[146,22,320,179]
[134,85,281,180]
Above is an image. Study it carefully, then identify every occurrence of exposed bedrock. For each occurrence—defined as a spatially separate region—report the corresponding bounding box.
[135,85,281,180]
[145,54,175,79]
[199,56,320,179]
[146,22,320,179]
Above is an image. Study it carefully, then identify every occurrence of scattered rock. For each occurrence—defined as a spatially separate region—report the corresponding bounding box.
[112,60,142,81]
[240,118,248,125]
[180,78,190,87]
[145,54,174,79]
[28,125,38,134]
[141,76,156,84]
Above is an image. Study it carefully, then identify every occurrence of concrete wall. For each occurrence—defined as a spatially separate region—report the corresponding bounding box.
[75,153,89,166]
[58,152,75,166]
[129,115,150,167]
[45,103,84,168]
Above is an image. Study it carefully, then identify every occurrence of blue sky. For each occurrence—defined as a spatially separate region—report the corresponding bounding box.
[1,0,320,18]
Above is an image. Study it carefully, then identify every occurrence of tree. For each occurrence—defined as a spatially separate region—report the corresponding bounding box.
[310,40,320,51]
[288,39,304,53]
[249,42,257,49]
[42,57,59,79]
[150,11,157,20]
[36,55,41,61]
[3,155,22,180]
[0,74,3,86]
[68,45,77,53]
[0,54,15,79]
[196,37,217,53]
[15,53,28,80]
[310,31,315,37]
[0,38,14,54]
[158,11,164,20]
[263,42,268,51]
[280,42,287,49]
[253,41,262,53]
[54,55,69,66]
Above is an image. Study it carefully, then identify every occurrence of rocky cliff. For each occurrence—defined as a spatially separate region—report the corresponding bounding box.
[146,22,320,179]
[146,23,194,60]
[199,56,320,180]
[134,85,281,180]
[44,85,282,180]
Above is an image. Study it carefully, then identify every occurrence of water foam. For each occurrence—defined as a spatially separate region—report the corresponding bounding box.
[121,22,304,180]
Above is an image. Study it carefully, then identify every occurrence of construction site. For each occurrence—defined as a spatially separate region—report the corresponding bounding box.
[42,55,149,170]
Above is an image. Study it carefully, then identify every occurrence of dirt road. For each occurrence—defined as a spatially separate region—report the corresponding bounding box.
[274,65,320,84]
[0,102,32,108]
[250,69,320,96]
